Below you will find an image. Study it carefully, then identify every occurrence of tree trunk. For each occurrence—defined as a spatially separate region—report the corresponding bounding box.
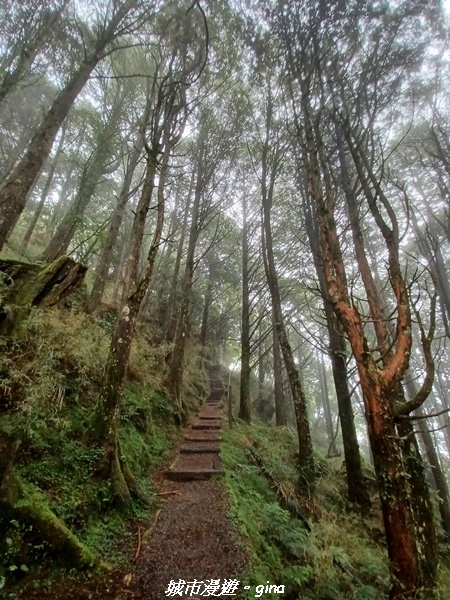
[260,101,314,489]
[419,417,450,538]
[86,111,148,312]
[21,122,67,253]
[168,151,204,415]
[405,382,450,539]
[93,139,172,507]
[0,432,97,568]
[0,1,70,105]
[273,310,286,427]
[302,175,369,508]
[0,57,104,249]
[164,169,195,343]
[0,0,137,249]
[318,357,338,457]
[42,88,124,262]
[340,128,437,589]
[258,320,265,398]
[239,193,251,423]
[200,276,212,349]
[298,89,422,594]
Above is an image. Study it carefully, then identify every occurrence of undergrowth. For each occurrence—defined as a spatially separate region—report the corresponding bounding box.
[222,422,450,599]
[222,422,390,600]
[0,306,204,593]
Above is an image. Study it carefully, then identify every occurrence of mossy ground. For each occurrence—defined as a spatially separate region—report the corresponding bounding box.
[0,306,204,594]
[221,422,450,600]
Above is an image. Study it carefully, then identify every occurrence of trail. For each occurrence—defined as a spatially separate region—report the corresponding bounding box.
[131,365,247,598]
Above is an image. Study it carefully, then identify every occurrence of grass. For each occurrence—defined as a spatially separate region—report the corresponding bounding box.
[0,305,204,591]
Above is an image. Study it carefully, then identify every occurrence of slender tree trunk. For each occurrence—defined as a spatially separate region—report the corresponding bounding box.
[0,0,137,249]
[272,310,286,426]
[43,89,124,261]
[405,380,450,539]
[0,0,70,105]
[0,57,104,248]
[419,413,450,538]
[435,372,450,456]
[168,143,205,412]
[318,357,338,456]
[87,113,148,311]
[258,320,265,398]
[45,161,77,237]
[93,138,172,507]
[302,177,369,508]
[199,286,211,346]
[164,169,195,343]
[239,193,251,423]
[21,123,67,253]
[260,95,314,489]
[154,192,182,329]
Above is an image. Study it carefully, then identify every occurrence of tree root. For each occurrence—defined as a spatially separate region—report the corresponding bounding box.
[117,440,150,505]
[95,439,149,509]
[0,432,98,569]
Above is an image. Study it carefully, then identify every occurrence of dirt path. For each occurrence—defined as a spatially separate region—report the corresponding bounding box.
[130,377,247,599]
[131,478,247,599]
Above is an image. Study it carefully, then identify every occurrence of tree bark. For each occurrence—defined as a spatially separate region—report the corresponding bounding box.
[168,140,205,415]
[405,381,450,539]
[318,357,338,457]
[93,139,172,507]
[298,86,422,595]
[86,104,149,312]
[0,61,100,248]
[340,130,438,595]
[21,122,67,253]
[272,309,286,427]
[42,86,125,262]
[239,192,251,423]
[302,174,369,508]
[260,89,314,490]
[163,170,195,343]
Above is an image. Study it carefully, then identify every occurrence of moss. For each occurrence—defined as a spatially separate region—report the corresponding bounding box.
[1,470,99,572]
[14,487,98,568]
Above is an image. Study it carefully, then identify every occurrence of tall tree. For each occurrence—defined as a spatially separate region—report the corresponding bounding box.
[260,78,315,491]
[239,190,251,422]
[276,0,441,594]
[0,0,158,249]
[92,2,208,504]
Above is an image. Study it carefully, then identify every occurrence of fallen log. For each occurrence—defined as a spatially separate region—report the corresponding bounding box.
[0,256,87,333]
[0,255,87,307]
[0,431,98,569]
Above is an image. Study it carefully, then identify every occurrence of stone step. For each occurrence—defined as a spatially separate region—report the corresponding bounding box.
[166,453,225,481]
[180,442,221,454]
[185,431,221,442]
[198,411,222,419]
[192,420,221,430]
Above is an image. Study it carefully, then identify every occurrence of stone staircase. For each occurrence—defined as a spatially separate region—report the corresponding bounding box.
[166,366,225,481]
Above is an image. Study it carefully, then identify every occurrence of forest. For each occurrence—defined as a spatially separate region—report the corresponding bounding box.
[1,0,450,599]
